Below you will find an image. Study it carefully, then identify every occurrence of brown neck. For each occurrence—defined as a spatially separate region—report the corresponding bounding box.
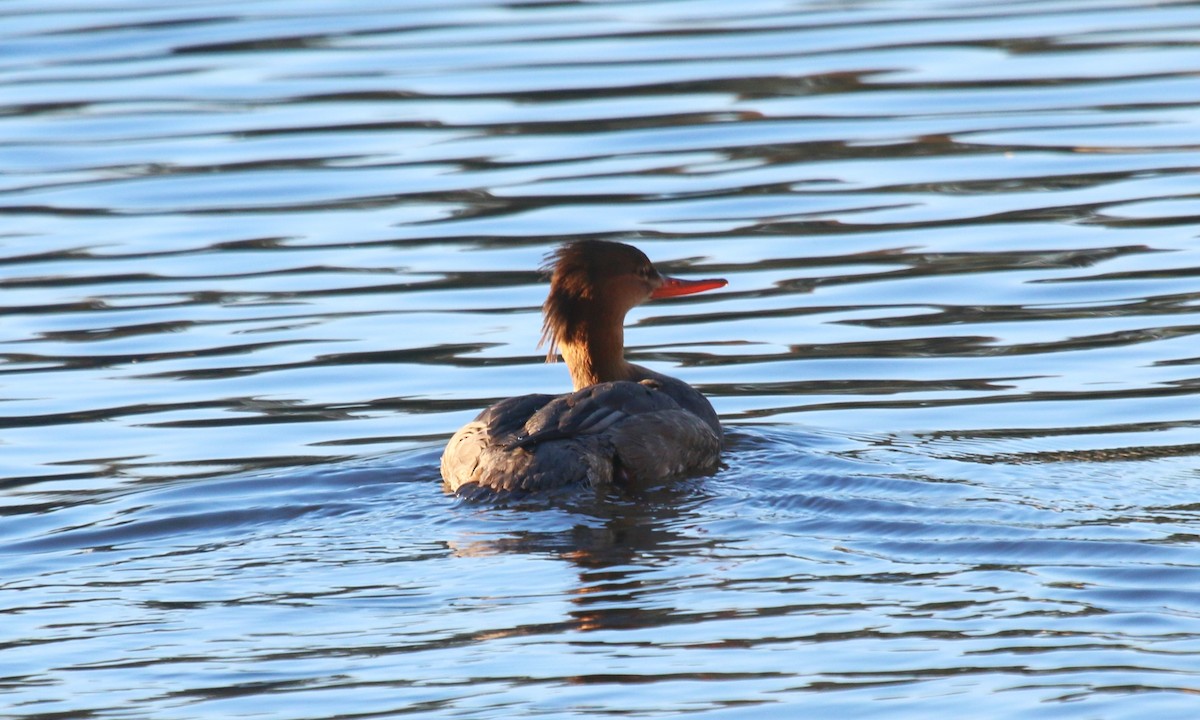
[557,318,632,390]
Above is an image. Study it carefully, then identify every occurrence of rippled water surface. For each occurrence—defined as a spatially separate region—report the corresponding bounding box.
[5,0,1200,717]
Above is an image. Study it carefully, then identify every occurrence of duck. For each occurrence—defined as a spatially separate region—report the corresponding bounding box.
[441,239,727,497]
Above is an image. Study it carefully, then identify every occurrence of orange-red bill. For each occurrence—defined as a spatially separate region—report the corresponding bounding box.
[650,275,727,299]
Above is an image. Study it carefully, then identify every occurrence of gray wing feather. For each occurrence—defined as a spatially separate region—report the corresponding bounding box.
[441,380,720,497]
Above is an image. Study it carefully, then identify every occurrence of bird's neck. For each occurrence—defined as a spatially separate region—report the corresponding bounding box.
[558,319,632,390]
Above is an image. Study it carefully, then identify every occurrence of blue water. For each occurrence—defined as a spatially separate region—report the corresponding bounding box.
[4,0,1200,717]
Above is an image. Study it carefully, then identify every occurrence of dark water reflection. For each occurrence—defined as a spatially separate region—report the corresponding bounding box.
[4,0,1200,717]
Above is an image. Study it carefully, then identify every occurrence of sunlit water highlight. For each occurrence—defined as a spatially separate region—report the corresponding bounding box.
[3,0,1200,717]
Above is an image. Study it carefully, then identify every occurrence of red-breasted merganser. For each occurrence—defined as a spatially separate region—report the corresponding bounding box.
[441,240,726,496]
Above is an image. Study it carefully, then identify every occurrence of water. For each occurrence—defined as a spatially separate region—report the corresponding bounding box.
[3,0,1200,716]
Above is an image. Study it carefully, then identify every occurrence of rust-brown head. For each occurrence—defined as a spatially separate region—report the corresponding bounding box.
[539,240,726,361]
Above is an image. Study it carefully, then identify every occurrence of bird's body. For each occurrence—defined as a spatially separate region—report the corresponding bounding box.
[441,240,725,497]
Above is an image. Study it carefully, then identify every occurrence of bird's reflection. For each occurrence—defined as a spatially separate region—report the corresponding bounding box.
[447,479,721,634]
